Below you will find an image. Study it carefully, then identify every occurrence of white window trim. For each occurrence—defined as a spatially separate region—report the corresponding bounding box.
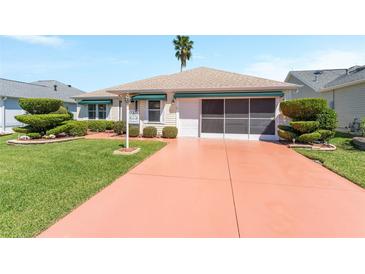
[87,104,109,120]
[146,100,164,123]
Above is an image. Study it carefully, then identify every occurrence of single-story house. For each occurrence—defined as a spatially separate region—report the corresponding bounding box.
[0,79,84,133]
[73,67,299,140]
[285,65,365,130]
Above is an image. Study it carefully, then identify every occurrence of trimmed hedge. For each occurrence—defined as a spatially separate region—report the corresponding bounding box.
[15,114,71,131]
[87,120,115,132]
[12,126,34,134]
[26,132,42,139]
[280,98,327,120]
[317,129,335,142]
[297,132,321,143]
[19,98,63,114]
[316,108,337,131]
[162,126,178,138]
[46,121,87,136]
[278,129,297,141]
[67,121,88,136]
[290,121,319,133]
[143,126,157,138]
[129,126,140,137]
[113,121,126,135]
[278,125,295,132]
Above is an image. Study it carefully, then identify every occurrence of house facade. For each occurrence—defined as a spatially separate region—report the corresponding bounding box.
[73,67,298,140]
[285,66,365,130]
[0,79,84,133]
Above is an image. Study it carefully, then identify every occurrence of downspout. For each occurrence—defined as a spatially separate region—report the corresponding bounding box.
[0,97,7,133]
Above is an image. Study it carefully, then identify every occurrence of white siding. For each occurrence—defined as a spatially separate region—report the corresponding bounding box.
[331,82,365,129]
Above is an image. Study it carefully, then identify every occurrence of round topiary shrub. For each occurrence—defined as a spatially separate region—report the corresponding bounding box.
[316,108,338,131]
[290,121,319,133]
[19,98,63,114]
[280,98,327,120]
[15,114,71,133]
[129,126,140,137]
[143,126,157,138]
[113,121,126,135]
[278,129,298,141]
[162,126,178,138]
[297,131,321,143]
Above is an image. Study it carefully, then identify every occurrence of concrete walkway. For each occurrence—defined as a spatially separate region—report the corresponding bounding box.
[39,139,365,237]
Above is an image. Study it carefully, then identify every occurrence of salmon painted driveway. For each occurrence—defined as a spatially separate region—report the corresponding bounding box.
[39,139,365,237]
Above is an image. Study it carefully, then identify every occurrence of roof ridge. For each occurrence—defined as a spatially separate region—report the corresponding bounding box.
[0,78,49,88]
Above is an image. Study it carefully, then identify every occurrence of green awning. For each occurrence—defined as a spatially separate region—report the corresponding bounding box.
[132,94,166,101]
[79,100,113,105]
[174,91,284,98]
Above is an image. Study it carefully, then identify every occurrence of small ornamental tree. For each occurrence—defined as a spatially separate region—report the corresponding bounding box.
[278,98,337,143]
[14,98,71,136]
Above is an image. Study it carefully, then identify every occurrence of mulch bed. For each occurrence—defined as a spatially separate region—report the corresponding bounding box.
[7,136,84,145]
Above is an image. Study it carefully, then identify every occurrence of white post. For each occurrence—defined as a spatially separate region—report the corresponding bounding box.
[0,97,7,133]
[125,94,130,149]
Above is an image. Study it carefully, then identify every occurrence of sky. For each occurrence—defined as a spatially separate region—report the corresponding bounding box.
[1,35,365,92]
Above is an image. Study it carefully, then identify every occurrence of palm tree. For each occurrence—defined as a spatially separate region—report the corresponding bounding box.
[173,35,194,72]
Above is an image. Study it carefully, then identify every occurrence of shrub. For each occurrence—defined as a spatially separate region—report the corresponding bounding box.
[278,125,296,132]
[46,123,71,136]
[15,114,71,132]
[290,121,319,133]
[361,118,365,137]
[87,120,108,132]
[278,129,298,141]
[143,126,157,138]
[26,132,42,139]
[67,121,88,136]
[51,106,68,114]
[12,126,34,134]
[19,98,63,114]
[113,121,126,135]
[45,121,87,136]
[280,98,327,120]
[317,129,335,142]
[129,126,140,137]
[316,108,338,131]
[162,126,178,138]
[297,132,321,143]
[105,121,115,130]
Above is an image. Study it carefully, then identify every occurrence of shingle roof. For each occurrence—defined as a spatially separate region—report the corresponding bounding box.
[74,67,299,99]
[324,66,365,89]
[0,78,84,103]
[287,69,347,92]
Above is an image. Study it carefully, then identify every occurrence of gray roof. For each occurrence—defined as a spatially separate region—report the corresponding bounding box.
[287,69,347,91]
[0,78,84,103]
[287,65,365,92]
[324,66,365,89]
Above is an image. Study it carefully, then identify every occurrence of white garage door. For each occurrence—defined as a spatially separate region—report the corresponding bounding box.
[178,99,200,137]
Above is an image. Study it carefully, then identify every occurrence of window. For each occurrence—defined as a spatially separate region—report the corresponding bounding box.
[98,104,107,119]
[88,104,96,119]
[148,101,160,122]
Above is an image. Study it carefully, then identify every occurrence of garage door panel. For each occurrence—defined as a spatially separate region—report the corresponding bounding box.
[250,98,275,118]
[225,99,249,118]
[250,119,275,135]
[201,118,224,133]
[225,119,249,134]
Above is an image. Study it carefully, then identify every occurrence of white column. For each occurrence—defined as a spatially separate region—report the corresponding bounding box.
[0,97,7,133]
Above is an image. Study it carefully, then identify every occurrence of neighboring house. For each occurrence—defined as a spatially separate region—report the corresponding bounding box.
[0,79,84,133]
[285,65,365,130]
[73,67,298,140]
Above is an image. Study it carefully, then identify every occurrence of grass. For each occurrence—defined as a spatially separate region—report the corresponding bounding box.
[0,134,166,237]
[295,132,365,189]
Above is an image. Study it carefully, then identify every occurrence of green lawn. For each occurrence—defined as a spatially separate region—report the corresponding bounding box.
[0,135,166,237]
[295,132,365,189]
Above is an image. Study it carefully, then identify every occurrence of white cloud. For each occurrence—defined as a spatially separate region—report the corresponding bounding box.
[243,49,365,81]
[8,35,64,47]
